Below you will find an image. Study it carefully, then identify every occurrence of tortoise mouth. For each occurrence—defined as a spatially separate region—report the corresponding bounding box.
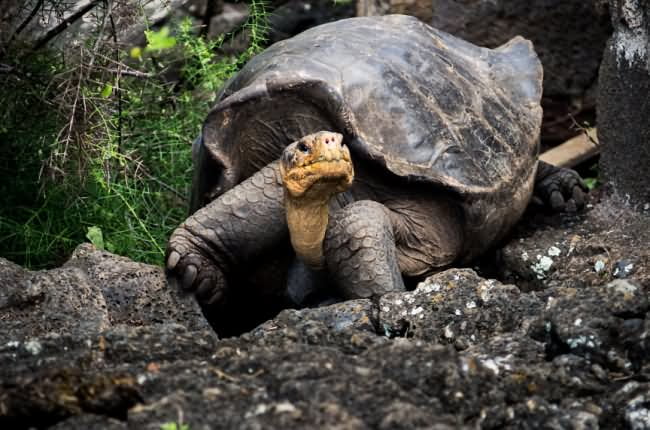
[280,131,354,199]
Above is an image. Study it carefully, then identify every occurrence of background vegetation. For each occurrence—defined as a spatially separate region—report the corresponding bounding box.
[0,0,268,268]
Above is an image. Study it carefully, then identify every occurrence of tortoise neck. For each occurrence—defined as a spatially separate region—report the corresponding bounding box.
[285,193,331,269]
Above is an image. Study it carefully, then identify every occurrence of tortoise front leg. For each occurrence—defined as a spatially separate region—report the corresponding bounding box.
[166,161,287,305]
[323,200,405,299]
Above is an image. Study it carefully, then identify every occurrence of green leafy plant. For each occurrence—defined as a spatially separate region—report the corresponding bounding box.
[0,1,269,268]
[583,162,601,191]
[145,27,177,51]
[177,18,237,93]
[583,177,599,191]
[86,226,106,250]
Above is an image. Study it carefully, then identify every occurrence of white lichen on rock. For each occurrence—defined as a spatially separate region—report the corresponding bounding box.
[24,339,42,355]
[410,306,424,316]
[613,262,635,277]
[607,279,639,300]
[567,334,601,349]
[547,246,561,257]
[415,279,441,293]
[481,358,500,375]
[625,394,650,430]
[531,255,554,279]
[274,402,299,414]
[479,354,514,376]
[476,279,498,302]
[443,324,454,339]
[614,0,649,69]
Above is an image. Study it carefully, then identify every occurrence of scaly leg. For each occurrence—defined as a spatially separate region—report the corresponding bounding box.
[166,161,287,305]
[323,200,405,299]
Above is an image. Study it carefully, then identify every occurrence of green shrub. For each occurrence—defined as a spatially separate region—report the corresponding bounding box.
[0,2,268,268]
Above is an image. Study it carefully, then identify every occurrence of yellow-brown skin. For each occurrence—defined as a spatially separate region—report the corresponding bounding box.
[280,131,354,268]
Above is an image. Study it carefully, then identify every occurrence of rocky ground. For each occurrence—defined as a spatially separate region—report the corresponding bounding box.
[1,192,649,429]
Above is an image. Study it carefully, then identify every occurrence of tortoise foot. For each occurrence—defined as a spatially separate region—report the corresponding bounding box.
[534,161,588,212]
[166,227,226,306]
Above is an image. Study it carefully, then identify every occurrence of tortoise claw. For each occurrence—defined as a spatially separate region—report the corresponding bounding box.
[572,185,586,210]
[196,278,217,302]
[534,164,588,213]
[205,288,224,306]
[166,251,180,270]
[565,198,578,213]
[182,264,198,290]
[549,190,565,212]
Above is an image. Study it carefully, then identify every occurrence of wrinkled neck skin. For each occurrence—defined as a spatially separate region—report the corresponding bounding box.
[284,190,331,269]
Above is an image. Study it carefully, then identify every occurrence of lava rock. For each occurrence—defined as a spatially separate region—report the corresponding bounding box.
[378,269,542,348]
[50,414,128,430]
[530,279,649,372]
[490,195,650,291]
[598,0,650,205]
[1,199,649,428]
[64,244,209,330]
[613,259,636,278]
[0,256,111,340]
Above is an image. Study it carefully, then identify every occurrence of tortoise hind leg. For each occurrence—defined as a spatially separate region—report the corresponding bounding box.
[323,200,405,299]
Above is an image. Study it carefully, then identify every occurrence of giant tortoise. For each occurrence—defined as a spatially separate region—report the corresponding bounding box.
[166,15,585,320]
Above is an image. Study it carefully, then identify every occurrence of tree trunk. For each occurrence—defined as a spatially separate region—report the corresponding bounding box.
[598,0,650,206]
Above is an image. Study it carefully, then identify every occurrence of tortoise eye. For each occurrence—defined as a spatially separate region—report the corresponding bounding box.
[297,142,309,153]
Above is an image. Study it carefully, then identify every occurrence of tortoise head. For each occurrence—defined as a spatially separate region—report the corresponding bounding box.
[280,131,354,200]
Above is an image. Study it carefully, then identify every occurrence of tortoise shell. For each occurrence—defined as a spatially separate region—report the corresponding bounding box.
[193,15,542,209]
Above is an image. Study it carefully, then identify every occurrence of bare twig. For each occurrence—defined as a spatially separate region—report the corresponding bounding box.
[42,46,85,182]
[90,50,156,78]
[107,68,153,78]
[109,9,122,154]
[6,0,45,48]
[132,157,187,202]
[88,0,113,69]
